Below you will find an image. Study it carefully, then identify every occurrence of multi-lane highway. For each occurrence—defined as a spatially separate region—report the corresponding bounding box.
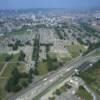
[9,48,100,100]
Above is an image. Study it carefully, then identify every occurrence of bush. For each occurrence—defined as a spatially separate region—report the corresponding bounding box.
[55,89,61,95]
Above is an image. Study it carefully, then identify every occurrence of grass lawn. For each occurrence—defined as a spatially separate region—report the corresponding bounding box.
[67,43,86,58]
[2,63,25,77]
[17,63,25,73]
[49,52,57,60]
[76,86,92,100]
[0,78,7,100]
[79,61,100,95]
[0,53,26,99]
[37,62,48,75]
[0,62,25,99]
[0,54,8,62]
[1,63,18,77]
[9,29,27,35]
[10,54,19,62]
[0,54,10,72]
[0,53,19,72]
[0,52,25,76]
[0,53,19,62]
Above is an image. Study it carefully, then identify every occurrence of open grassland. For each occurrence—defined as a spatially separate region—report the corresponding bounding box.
[0,78,8,100]
[9,29,29,35]
[79,61,100,95]
[37,62,48,75]
[0,53,25,99]
[1,63,25,77]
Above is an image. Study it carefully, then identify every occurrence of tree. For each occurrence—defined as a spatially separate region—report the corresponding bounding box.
[18,50,25,61]
[33,68,39,75]
[5,54,13,62]
[5,77,14,92]
[11,67,21,79]
[13,84,22,92]
[29,68,34,74]
[12,44,18,50]
[5,68,21,92]
[48,96,55,100]
[28,73,33,83]
[55,89,61,95]
[21,81,28,88]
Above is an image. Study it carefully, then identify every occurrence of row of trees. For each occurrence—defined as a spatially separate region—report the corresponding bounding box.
[32,35,40,75]
[55,27,64,39]
[32,35,40,63]
[32,44,60,76]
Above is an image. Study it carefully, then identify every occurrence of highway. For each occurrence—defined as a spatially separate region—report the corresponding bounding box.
[34,56,100,100]
[9,48,100,100]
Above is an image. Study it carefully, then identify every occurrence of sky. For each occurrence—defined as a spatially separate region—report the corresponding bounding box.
[0,0,100,9]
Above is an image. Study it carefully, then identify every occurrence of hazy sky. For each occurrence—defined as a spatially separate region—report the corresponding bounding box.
[0,0,100,9]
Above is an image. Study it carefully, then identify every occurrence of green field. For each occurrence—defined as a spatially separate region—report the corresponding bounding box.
[67,43,86,58]
[2,63,25,77]
[0,78,7,100]
[10,54,19,62]
[79,60,100,95]
[9,29,28,35]
[0,53,25,99]
[49,52,57,60]
[0,53,19,63]
[0,54,10,71]
[0,54,9,63]
[0,53,24,77]
[37,62,48,75]
[76,86,92,100]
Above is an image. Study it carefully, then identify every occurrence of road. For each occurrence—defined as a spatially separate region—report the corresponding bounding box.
[9,48,100,100]
[34,56,100,100]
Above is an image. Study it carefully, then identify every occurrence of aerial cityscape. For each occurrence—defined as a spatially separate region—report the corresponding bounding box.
[0,0,100,100]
